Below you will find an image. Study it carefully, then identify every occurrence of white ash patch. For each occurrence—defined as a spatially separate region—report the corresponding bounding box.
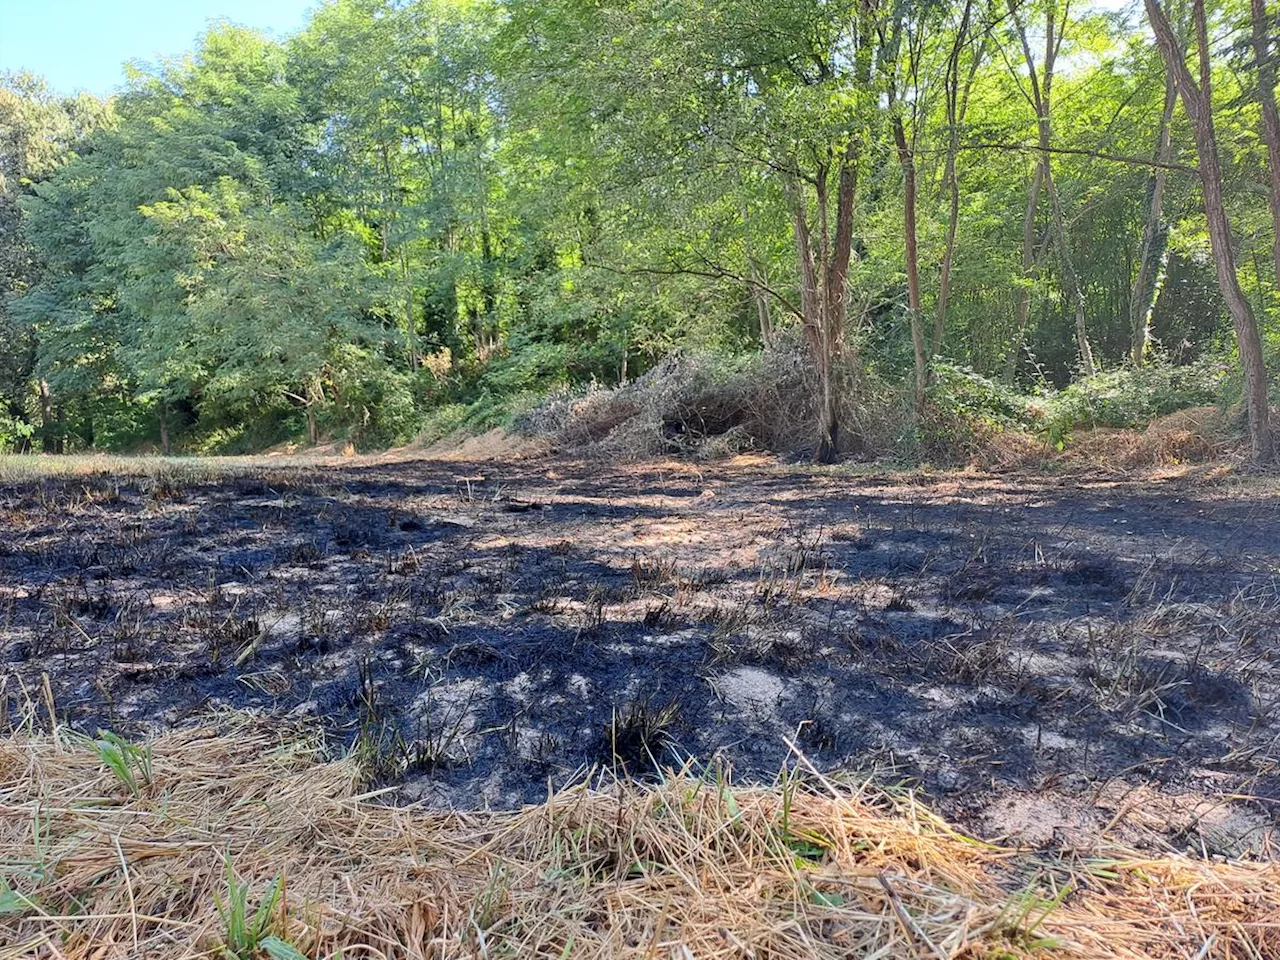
[712,666,792,716]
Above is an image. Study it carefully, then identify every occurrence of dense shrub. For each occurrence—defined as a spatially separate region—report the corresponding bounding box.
[926,363,1031,429]
[1036,359,1231,434]
[0,412,34,453]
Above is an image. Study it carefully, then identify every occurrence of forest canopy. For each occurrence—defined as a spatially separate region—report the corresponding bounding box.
[2,0,1279,461]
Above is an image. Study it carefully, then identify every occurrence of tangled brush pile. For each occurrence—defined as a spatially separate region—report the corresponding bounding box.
[513,344,819,461]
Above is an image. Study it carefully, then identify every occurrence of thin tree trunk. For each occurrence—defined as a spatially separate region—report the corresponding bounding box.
[39,378,53,455]
[1045,167,1096,374]
[892,115,928,408]
[1130,70,1177,364]
[814,163,838,463]
[751,262,774,348]
[742,201,774,347]
[934,0,980,358]
[1251,0,1280,285]
[305,377,326,446]
[1009,0,1095,375]
[159,403,171,456]
[401,252,418,372]
[1007,164,1044,382]
[824,159,857,460]
[934,158,961,357]
[784,178,821,353]
[1148,0,1274,462]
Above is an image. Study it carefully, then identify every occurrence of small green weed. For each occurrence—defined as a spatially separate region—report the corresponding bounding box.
[214,861,286,960]
[93,729,152,797]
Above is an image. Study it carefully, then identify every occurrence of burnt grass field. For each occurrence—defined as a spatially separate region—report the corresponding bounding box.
[2,454,1278,857]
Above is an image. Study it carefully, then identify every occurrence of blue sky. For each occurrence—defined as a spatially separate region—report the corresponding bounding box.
[1,0,314,96]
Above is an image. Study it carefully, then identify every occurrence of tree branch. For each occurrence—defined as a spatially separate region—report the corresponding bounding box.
[584,256,807,324]
[953,140,1196,172]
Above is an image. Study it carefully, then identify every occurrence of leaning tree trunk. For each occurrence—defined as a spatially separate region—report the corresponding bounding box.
[1198,136,1275,463]
[1148,0,1275,462]
[1130,71,1177,365]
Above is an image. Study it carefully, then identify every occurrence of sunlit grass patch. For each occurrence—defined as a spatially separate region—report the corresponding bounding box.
[0,722,1276,958]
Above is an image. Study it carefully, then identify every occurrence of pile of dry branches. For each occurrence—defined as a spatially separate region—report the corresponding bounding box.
[0,722,1276,959]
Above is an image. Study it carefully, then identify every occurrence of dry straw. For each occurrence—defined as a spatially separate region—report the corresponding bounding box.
[0,722,1276,959]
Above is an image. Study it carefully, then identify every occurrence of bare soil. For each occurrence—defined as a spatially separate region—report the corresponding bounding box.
[2,454,1277,857]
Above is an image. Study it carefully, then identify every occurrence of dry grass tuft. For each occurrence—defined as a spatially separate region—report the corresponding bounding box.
[962,406,1243,475]
[1057,406,1238,473]
[1,724,1278,958]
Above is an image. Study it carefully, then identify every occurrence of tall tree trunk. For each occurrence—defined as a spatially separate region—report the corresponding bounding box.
[934,0,980,358]
[1045,167,1096,374]
[1009,0,1095,375]
[934,150,961,357]
[1007,164,1044,382]
[1130,71,1177,365]
[750,262,774,348]
[1251,0,1280,285]
[401,251,419,372]
[53,403,64,454]
[38,378,52,455]
[305,377,326,447]
[784,177,830,459]
[742,201,774,347]
[892,115,928,409]
[824,160,857,461]
[785,158,858,464]
[159,402,171,456]
[1148,0,1275,462]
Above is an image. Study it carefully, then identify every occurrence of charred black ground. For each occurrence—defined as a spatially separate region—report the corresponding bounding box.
[2,455,1277,856]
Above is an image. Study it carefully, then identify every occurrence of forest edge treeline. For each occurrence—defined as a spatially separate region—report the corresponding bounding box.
[2,0,1280,462]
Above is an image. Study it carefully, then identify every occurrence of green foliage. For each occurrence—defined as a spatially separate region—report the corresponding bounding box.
[260,938,311,960]
[1037,359,1231,434]
[0,0,1276,458]
[91,729,152,797]
[0,410,34,452]
[928,363,1031,429]
[919,359,1232,459]
[214,863,285,960]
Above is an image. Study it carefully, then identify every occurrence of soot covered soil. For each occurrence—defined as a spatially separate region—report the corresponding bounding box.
[2,454,1278,856]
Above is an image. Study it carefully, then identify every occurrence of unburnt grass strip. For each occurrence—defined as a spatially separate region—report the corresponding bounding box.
[0,723,1277,958]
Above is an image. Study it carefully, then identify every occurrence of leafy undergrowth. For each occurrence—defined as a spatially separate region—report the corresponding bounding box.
[1,723,1276,959]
